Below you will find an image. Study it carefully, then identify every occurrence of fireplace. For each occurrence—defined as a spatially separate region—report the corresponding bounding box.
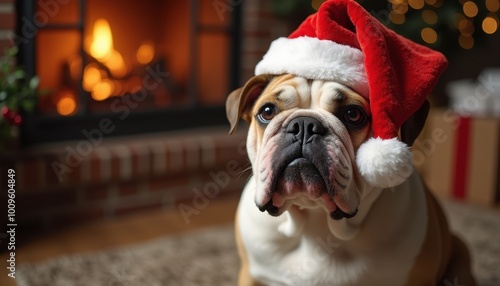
[16,0,242,145]
[0,0,312,236]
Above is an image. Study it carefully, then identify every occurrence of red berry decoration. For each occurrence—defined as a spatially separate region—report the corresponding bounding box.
[12,114,23,126]
[1,106,10,119]
[1,107,23,125]
[7,110,16,121]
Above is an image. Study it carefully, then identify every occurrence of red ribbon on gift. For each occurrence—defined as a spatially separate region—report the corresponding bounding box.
[452,117,471,200]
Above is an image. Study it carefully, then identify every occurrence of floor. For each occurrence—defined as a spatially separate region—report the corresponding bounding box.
[1,193,498,286]
[0,194,240,286]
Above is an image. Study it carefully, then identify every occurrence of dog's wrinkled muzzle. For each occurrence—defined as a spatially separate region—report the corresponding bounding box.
[257,115,358,220]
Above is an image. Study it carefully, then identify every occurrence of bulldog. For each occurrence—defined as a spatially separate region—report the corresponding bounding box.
[226,74,476,286]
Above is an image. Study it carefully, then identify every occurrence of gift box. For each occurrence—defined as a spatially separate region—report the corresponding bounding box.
[414,109,500,205]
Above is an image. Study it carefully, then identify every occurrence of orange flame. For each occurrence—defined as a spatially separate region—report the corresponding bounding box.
[87,19,127,79]
[90,19,114,61]
[136,42,155,65]
[57,91,78,116]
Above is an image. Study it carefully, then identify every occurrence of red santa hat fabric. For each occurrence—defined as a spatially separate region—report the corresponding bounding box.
[255,0,448,188]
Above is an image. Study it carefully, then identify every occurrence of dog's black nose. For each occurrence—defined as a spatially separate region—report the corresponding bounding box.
[286,116,325,144]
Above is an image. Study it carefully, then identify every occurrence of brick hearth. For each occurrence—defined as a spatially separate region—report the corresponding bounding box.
[0,128,248,235]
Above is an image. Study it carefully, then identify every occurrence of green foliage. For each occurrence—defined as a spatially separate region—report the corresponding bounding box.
[270,0,315,16]
[0,46,41,147]
[270,0,317,27]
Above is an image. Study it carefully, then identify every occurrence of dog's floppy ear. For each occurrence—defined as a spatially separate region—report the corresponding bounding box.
[400,99,430,146]
[226,74,273,134]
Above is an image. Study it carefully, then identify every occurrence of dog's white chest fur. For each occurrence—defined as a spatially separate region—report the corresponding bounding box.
[237,171,428,286]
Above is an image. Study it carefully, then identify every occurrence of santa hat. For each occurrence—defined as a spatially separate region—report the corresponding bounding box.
[255,0,447,188]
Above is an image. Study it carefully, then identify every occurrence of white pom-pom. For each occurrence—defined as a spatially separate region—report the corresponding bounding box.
[356,137,414,188]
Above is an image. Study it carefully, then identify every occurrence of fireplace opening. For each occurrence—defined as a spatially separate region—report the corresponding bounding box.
[17,0,241,145]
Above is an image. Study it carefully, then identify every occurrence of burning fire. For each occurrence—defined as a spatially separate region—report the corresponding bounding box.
[83,64,102,92]
[89,19,127,79]
[90,19,114,60]
[57,91,77,116]
[136,42,155,65]
[56,18,156,116]
[82,19,127,102]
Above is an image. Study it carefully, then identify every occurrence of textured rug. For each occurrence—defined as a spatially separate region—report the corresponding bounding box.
[17,200,500,286]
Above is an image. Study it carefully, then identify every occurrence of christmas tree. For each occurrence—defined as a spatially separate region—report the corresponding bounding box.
[271,0,500,54]
[356,0,499,53]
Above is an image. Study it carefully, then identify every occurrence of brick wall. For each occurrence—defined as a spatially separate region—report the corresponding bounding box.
[240,1,295,82]
[0,0,15,54]
[0,128,249,236]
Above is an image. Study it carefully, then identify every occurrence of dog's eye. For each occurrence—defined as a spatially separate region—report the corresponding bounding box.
[257,103,277,124]
[343,106,367,126]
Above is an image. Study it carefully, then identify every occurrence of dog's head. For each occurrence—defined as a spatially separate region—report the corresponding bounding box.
[226,74,429,220]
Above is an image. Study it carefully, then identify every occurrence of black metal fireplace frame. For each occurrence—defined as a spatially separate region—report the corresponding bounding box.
[16,0,242,145]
